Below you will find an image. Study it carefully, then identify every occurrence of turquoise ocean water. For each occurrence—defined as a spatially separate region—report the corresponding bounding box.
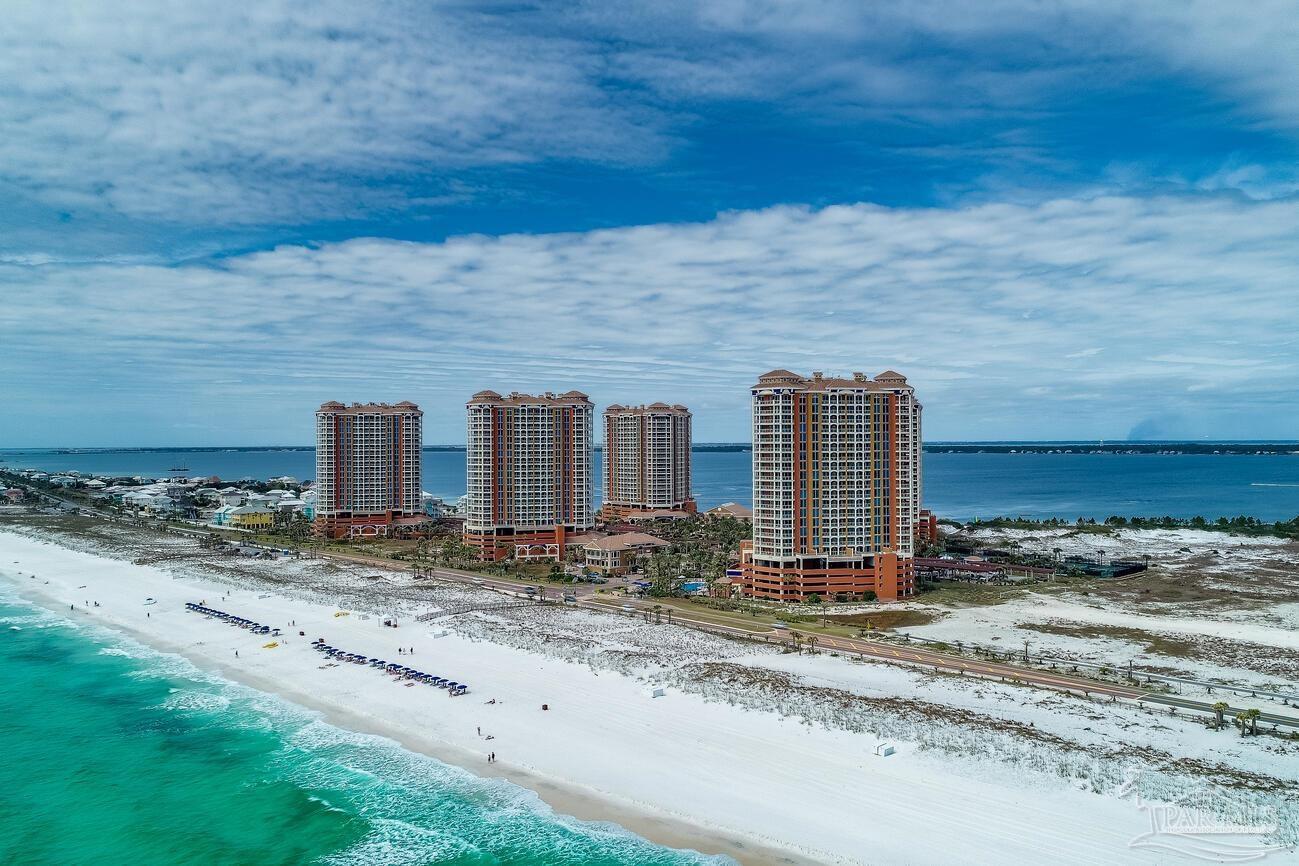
[0,585,726,866]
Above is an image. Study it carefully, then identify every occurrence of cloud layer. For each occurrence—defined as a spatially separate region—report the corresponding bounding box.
[1,1,664,224]
[3,193,1296,445]
[4,0,1298,233]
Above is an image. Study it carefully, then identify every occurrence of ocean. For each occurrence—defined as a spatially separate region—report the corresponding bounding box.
[0,586,726,866]
[3,447,1298,521]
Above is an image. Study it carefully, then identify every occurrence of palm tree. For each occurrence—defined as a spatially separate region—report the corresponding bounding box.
[1244,707,1261,736]
[1212,701,1229,730]
[1235,711,1249,736]
[807,635,819,655]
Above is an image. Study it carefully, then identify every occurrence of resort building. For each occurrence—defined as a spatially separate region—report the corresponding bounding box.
[314,401,423,538]
[706,501,753,521]
[581,531,670,575]
[739,370,923,602]
[464,390,594,561]
[600,403,696,520]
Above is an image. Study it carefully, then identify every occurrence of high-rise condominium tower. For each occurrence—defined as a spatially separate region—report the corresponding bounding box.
[464,390,593,561]
[314,401,422,538]
[601,403,695,519]
[740,370,922,602]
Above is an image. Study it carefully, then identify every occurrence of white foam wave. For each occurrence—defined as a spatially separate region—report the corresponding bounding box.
[160,690,232,713]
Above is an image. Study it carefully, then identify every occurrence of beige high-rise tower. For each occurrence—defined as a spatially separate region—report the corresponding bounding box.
[314,401,423,538]
[740,370,922,602]
[464,390,593,561]
[601,403,695,520]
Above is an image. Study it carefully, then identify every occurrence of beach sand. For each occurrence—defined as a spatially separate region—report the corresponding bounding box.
[0,528,1215,865]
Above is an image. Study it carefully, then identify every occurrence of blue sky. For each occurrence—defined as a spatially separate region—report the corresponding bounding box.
[2,1,1298,446]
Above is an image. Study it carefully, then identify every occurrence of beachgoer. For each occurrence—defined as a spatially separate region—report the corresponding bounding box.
[235,650,239,657]
[490,752,495,763]
[477,726,481,736]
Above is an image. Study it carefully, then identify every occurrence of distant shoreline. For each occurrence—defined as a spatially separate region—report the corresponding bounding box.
[8,441,1298,456]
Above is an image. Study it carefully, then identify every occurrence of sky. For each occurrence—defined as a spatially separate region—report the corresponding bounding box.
[2,1,1298,446]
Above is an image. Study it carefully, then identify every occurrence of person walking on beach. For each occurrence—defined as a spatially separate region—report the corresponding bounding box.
[477,726,481,736]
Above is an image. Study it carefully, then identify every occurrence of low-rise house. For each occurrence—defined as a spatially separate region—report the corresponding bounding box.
[147,494,176,514]
[582,532,670,575]
[217,489,247,507]
[227,505,274,531]
[421,492,448,518]
[2,488,25,503]
[210,504,237,526]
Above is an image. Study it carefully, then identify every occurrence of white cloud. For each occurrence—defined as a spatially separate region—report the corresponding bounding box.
[0,0,665,224]
[4,1,1298,230]
[1,193,1296,444]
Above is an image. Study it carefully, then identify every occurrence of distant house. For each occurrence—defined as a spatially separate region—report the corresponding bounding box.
[227,505,274,531]
[147,495,176,514]
[49,475,77,487]
[582,532,670,575]
[210,504,237,526]
[84,479,107,490]
[421,492,448,518]
[706,502,752,520]
[217,489,248,507]
[2,488,24,503]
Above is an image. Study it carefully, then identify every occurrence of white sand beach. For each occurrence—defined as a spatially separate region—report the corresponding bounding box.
[1,526,1293,865]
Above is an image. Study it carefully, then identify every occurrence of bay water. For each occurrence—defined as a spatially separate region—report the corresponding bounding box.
[3,447,1297,521]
